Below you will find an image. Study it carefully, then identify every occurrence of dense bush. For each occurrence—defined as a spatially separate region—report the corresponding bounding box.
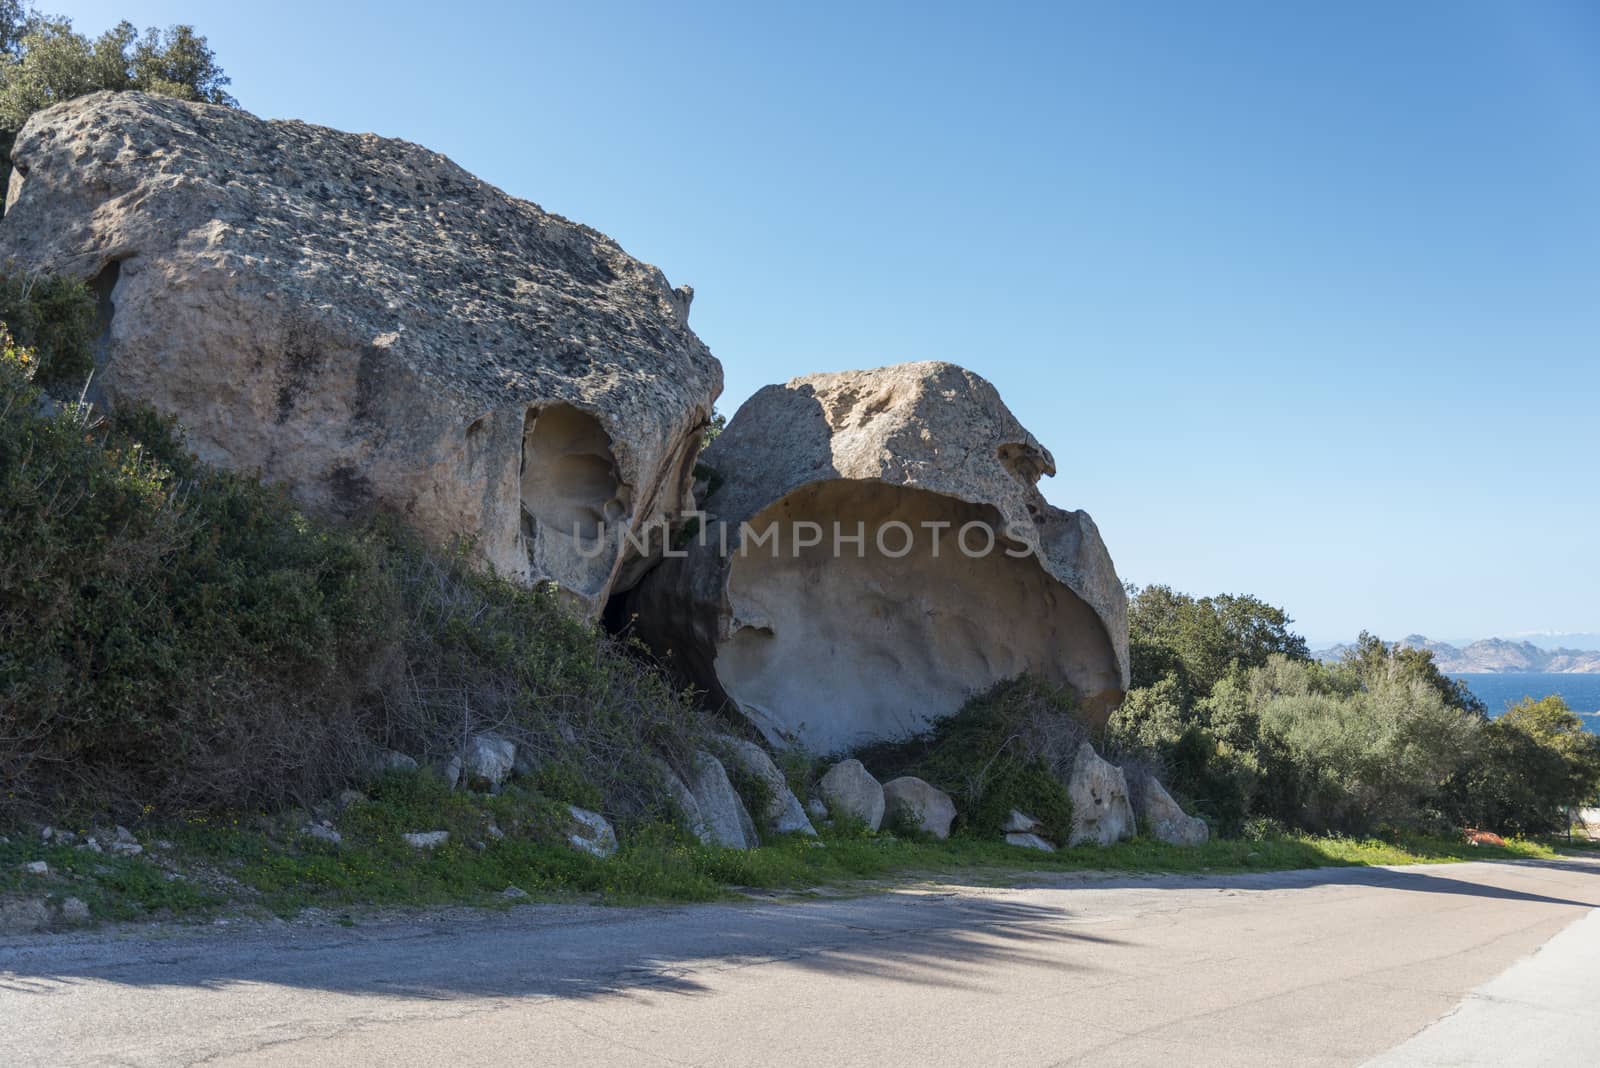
[1111,586,1600,837]
[0,334,705,823]
[853,676,1081,842]
[0,270,96,389]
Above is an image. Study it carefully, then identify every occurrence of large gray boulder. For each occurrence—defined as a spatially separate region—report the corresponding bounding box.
[716,736,816,836]
[0,92,721,612]
[685,751,759,850]
[460,733,516,791]
[818,759,885,831]
[1136,774,1209,847]
[624,362,1128,750]
[1067,743,1136,847]
[882,776,957,839]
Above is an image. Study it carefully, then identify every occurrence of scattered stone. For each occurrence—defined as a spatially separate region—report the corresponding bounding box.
[460,732,517,791]
[436,754,463,791]
[104,826,143,857]
[1135,774,1208,847]
[566,806,619,859]
[624,362,1129,751]
[402,831,450,849]
[58,897,91,925]
[501,885,529,900]
[303,823,343,846]
[19,860,49,876]
[818,760,885,831]
[1004,810,1045,835]
[336,790,368,811]
[486,823,506,841]
[685,751,759,850]
[0,899,51,934]
[371,749,419,775]
[1005,833,1057,852]
[717,735,816,836]
[806,798,829,821]
[76,838,102,854]
[1067,742,1136,847]
[1,91,721,612]
[882,777,957,839]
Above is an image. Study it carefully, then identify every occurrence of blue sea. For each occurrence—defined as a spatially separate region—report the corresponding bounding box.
[1454,673,1600,731]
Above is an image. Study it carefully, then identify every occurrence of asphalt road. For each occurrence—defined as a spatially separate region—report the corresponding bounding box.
[3,857,1597,1067]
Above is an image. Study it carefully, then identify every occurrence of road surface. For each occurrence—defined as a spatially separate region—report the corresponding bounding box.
[3,857,1597,1066]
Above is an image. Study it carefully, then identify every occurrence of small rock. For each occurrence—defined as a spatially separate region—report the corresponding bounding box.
[566,805,619,859]
[501,885,529,900]
[818,760,885,831]
[0,899,51,934]
[486,823,505,840]
[19,860,49,876]
[1005,832,1057,852]
[153,840,174,851]
[371,749,419,774]
[336,789,368,811]
[303,823,342,846]
[1004,809,1044,834]
[105,826,143,857]
[403,831,450,849]
[882,777,957,839]
[806,798,828,821]
[435,754,463,791]
[77,838,103,854]
[58,897,91,925]
[460,732,517,791]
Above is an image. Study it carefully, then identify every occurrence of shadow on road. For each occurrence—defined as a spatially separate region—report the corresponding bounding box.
[1,858,1594,1004]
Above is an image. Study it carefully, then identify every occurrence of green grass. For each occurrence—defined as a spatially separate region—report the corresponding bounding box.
[0,773,1565,927]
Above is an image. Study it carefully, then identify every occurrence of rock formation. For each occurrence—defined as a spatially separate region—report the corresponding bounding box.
[1134,773,1209,847]
[881,776,957,839]
[0,92,721,611]
[1066,743,1136,847]
[818,759,885,831]
[625,361,1128,751]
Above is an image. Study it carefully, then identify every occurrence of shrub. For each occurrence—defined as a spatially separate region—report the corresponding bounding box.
[0,336,707,824]
[0,271,96,389]
[852,676,1081,843]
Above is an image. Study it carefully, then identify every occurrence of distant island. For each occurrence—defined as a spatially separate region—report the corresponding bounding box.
[1315,636,1600,675]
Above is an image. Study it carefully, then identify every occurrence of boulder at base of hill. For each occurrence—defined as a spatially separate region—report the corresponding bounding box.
[818,760,885,831]
[1066,743,1135,847]
[717,736,816,836]
[566,806,618,858]
[882,776,957,839]
[1135,773,1208,847]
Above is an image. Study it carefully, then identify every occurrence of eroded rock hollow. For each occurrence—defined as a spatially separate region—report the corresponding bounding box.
[0,92,721,610]
[624,362,1129,752]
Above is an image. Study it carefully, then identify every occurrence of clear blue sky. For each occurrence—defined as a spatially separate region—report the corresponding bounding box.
[65,1,1600,643]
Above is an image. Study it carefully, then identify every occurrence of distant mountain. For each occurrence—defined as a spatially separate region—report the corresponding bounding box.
[1313,636,1600,674]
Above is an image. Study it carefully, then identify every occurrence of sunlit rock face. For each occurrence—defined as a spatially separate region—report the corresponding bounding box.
[0,91,720,611]
[624,361,1129,752]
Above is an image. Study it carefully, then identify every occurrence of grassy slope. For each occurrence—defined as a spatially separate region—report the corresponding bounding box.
[0,770,1562,928]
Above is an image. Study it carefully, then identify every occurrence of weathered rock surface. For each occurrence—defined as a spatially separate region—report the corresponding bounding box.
[566,806,618,858]
[0,898,51,934]
[716,736,816,836]
[1067,743,1136,847]
[685,751,759,850]
[460,732,516,791]
[1136,774,1209,847]
[817,759,885,831]
[624,361,1128,751]
[1004,810,1047,836]
[402,831,449,849]
[1005,832,1056,852]
[881,776,956,839]
[0,92,721,611]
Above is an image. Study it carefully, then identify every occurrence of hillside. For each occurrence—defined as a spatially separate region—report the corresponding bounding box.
[1315,636,1600,674]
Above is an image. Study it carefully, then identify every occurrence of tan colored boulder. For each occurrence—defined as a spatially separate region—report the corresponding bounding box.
[882,776,957,839]
[0,92,721,612]
[624,361,1127,751]
[1136,774,1209,847]
[1067,743,1136,847]
[818,759,885,831]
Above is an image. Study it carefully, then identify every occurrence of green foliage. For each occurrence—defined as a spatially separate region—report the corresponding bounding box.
[1445,696,1600,835]
[1128,584,1310,700]
[0,343,705,823]
[0,8,235,203]
[853,676,1080,843]
[0,272,96,389]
